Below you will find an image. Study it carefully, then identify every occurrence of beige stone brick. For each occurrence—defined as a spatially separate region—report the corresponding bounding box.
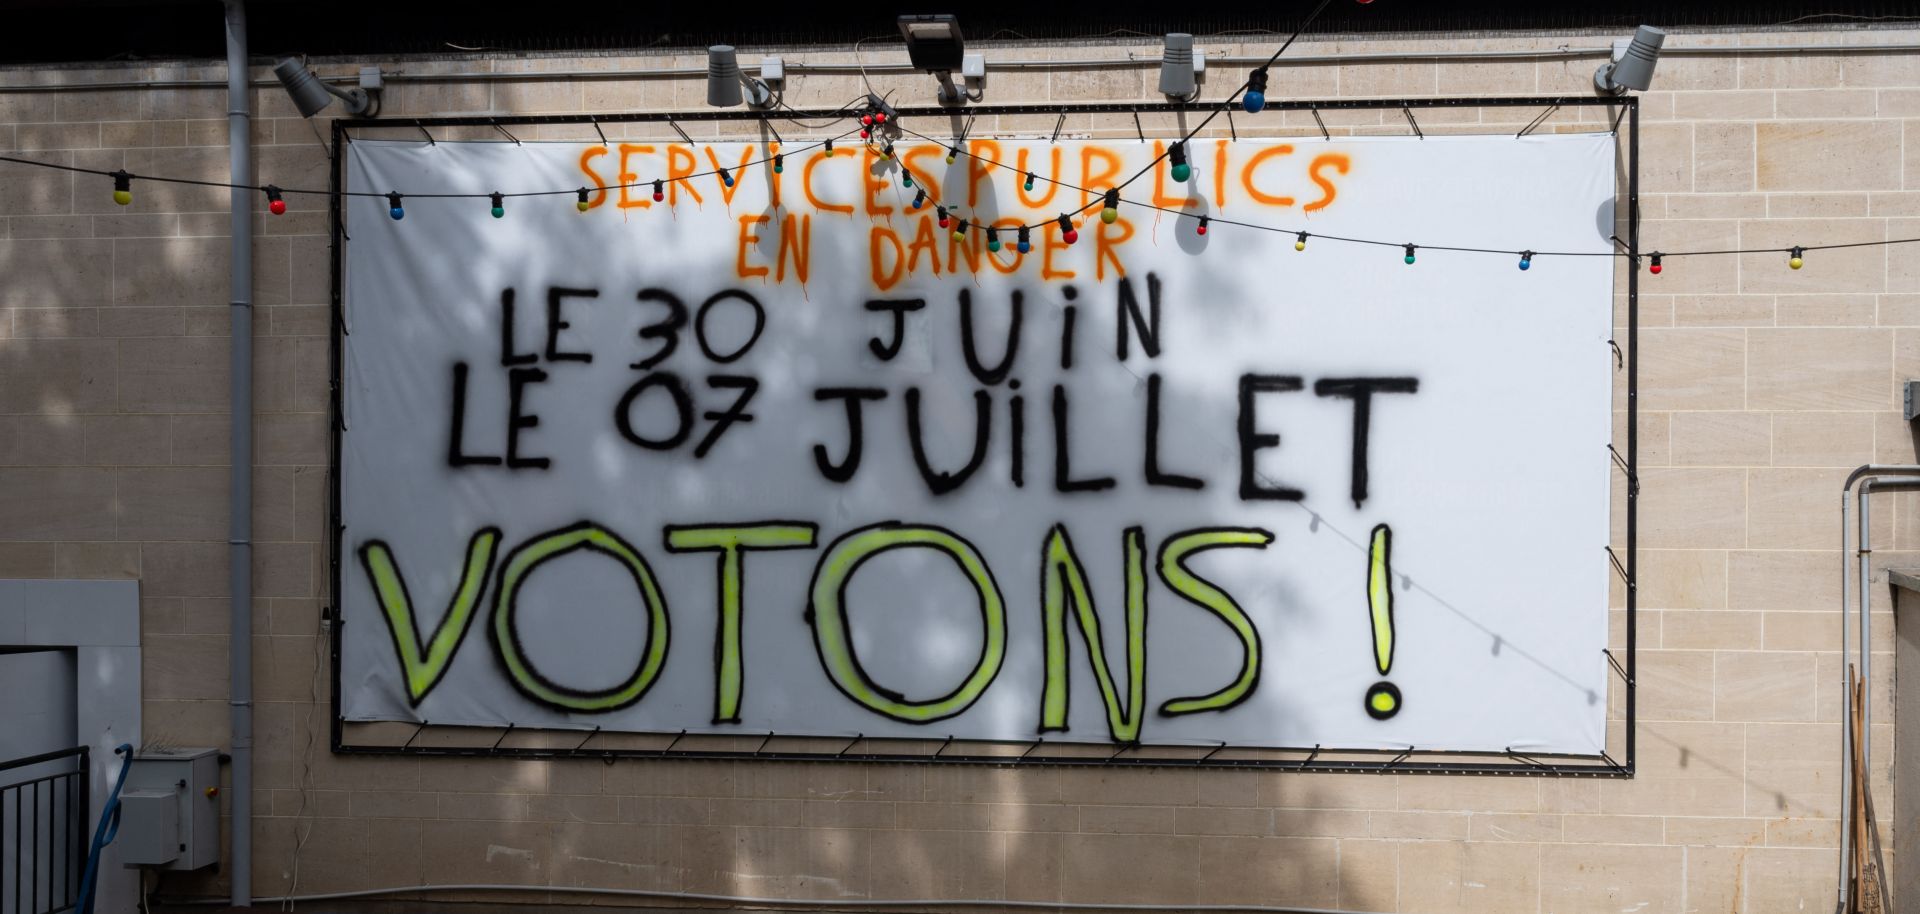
[1772,411,1873,468]
[0,415,82,465]
[1764,815,1840,847]
[0,467,117,540]
[1662,610,1760,651]
[1273,809,1370,838]
[0,542,60,576]
[46,542,134,581]
[1776,88,1877,119]
[0,239,114,306]
[142,632,228,700]
[1598,722,1745,816]
[419,819,552,885]
[1640,328,1745,409]
[1693,122,1752,192]
[1747,328,1892,410]
[1468,812,1561,843]
[139,541,226,596]
[1561,813,1663,845]
[1875,410,1920,464]
[1768,193,1871,219]
[1879,292,1920,325]
[1636,649,1715,721]
[1669,411,1769,466]
[1745,722,1842,818]
[1334,838,1396,911]
[1674,90,1773,120]
[1061,833,1196,903]
[1639,549,1727,609]
[1539,843,1681,913]
[115,466,225,540]
[1774,292,1875,326]
[1664,194,1766,221]
[12,307,99,338]
[1366,811,1469,840]
[1636,122,1693,193]
[113,236,230,306]
[1635,467,1746,549]
[1842,54,1920,87]
[1333,63,1437,99]
[1740,55,1843,89]
[1743,846,1839,913]
[1397,776,1537,814]
[1193,836,1338,906]
[1762,610,1839,651]
[1715,650,1819,722]
[1663,814,1766,846]
[1398,840,1540,914]
[80,414,169,466]
[119,336,228,412]
[1757,121,1898,191]
[1670,293,1771,326]
[1728,549,1830,611]
[7,216,90,239]
[1005,831,1064,901]
[1868,191,1920,216]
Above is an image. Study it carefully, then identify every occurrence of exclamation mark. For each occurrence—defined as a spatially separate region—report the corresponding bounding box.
[1364,523,1401,720]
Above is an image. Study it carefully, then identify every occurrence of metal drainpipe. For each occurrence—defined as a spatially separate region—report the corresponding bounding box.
[223,0,254,906]
[1836,465,1920,906]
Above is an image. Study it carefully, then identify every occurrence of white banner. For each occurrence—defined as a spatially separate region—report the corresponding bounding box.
[340,132,1616,755]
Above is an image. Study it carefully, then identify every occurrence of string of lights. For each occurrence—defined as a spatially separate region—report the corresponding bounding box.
[0,126,862,214]
[5,127,1909,270]
[0,0,1907,269]
[886,123,1907,270]
[0,0,1338,232]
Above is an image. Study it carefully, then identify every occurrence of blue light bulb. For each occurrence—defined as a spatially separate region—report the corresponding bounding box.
[1017,241,1031,253]
[1243,90,1265,114]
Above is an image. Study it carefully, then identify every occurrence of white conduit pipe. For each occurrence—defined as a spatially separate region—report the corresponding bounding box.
[170,884,1392,914]
[8,42,1920,93]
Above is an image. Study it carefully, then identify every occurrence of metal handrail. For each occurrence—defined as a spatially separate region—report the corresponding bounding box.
[0,748,86,775]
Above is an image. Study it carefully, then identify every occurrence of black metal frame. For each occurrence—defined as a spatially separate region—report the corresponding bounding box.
[327,95,1639,777]
[0,746,90,914]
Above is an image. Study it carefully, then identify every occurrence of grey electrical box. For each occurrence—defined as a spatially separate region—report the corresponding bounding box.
[119,748,221,871]
[1906,380,1920,421]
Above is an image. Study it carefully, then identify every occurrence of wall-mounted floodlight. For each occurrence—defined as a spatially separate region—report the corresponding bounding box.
[1594,25,1665,95]
[707,45,775,109]
[273,58,377,117]
[1158,33,1205,101]
[899,14,968,104]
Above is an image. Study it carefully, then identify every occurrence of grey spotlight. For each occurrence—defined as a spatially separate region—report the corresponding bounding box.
[1158,33,1197,100]
[1595,25,1665,95]
[707,45,773,109]
[899,14,967,104]
[273,58,372,117]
